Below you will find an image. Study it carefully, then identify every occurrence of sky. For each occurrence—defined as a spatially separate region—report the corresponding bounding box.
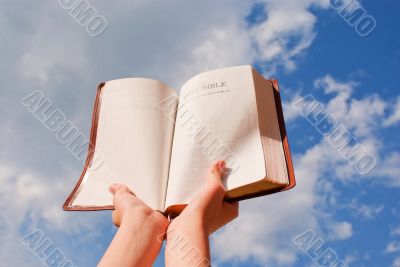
[0,0,399,266]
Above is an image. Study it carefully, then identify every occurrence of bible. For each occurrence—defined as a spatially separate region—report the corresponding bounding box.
[63,65,295,214]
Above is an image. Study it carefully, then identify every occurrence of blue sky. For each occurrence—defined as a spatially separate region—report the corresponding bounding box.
[0,0,399,266]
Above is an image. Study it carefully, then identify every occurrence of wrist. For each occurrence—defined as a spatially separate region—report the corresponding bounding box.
[121,209,168,233]
[169,214,208,237]
[166,217,211,266]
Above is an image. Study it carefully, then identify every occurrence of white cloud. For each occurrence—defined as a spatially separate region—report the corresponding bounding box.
[328,221,353,240]
[385,241,400,253]
[0,164,100,233]
[282,92,306,122]
[383,96,400,127]
[391,225,400,237]
[355,204,385,219]
[314,75,386,138]
[374,152,400,187]
[250,0,330,72]
[0,164,107,265]
[314,74,357,94]
[188,18,254,73]
[344,254,357,265]
[394,256,400,267]
[17,25,88,83]
[285,75,399,186]
[343,199,384,219]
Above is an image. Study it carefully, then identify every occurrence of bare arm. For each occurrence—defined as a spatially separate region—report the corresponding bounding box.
[165,161,239,266]
[98,184,169,267]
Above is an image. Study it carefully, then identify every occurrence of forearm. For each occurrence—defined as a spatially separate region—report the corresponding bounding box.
[165,220,211,267]
[98,214,166,267]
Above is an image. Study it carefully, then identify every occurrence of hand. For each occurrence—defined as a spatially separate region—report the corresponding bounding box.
[109,183,168,232]
[98,184,169,267]
[165,161,239,267]
[169,160,239,236]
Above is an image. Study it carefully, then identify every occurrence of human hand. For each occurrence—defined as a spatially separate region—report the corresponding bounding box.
[98,184,169,267]
[109,183,169,235]
[169,160,239,236]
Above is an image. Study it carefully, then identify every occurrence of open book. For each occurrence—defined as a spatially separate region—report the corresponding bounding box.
[63,65,295,214]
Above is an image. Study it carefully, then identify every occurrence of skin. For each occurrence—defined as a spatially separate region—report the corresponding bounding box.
[97,184,169,267]
[165,160,239,266]
[98,160,239,267]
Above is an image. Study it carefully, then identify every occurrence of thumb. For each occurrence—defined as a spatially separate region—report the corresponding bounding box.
[206,160,226,198]
[109,183,134,195]
[207,161,225,184]
[185,161,226,211]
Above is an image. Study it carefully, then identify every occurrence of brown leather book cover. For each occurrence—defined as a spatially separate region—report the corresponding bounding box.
[63,82,111,211]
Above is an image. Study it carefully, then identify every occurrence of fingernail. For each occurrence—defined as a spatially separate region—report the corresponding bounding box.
[109,184,115,194]
[110,183,121,192]
[217,160,225,170]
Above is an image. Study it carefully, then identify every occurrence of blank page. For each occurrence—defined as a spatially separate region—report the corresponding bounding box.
[71,78,177,211]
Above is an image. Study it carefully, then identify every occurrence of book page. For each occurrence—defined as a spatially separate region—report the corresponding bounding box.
[165,65,266,208]
[71,78,177,211]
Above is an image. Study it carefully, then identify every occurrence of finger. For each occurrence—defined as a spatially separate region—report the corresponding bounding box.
[216,160,226,175]
[109,183,135,196]
[109,184,118,195]
[207,160,225,187]
[187,161,227,207]
[206,161,226,197]
[112,210,121,227]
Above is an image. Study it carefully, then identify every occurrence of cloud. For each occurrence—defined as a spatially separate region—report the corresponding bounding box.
[383,96,400,127]
[353,204,385,219]
[394,256,400,267]
[315,75,386,138]
[282,92,306,122]
[374,152,400,188]
[328,221,353,241]
[344,254,357,265]
[0,163,110,266]
[391,225,400,237]
[213,73,399,265]
[286,74,399,185]
[314,74,357,94]
[342,199,384,219]
[0,149,97,233]
[212,136,322,265]
[385,241,400,253]
[1,0,398,266]
[250,0,330,72]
